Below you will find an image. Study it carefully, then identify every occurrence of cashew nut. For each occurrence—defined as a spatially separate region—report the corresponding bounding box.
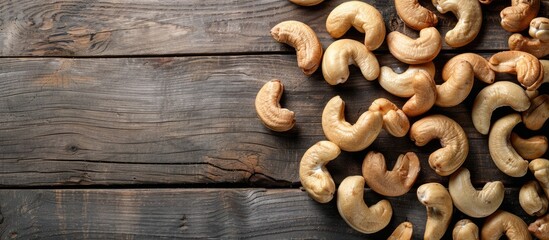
[435,61,474,107]
[368,98,410,137]
[522,94,549,131]
[448,168,504,218]
[403,71,437,117]
[472,81,530,135]
[511,132,548,160]
[442,53,495,84]
[321,96,383,152]
[529,158,549,199]
[417,182,453,240]
[489,113,529,177]
[378,62,435,98]
[410,114,468,176]
[255,80,295,132]
[529,214,549,240]
[489,51,544,91]
[362,151,420,197]
[288,0,323,6]
[299,141,340,203]
[322,39,380,85]
[326,1,385,51]
[500,0,540,32]
[481,210,532,240]
[387,27,442,64]
[431,0,482,47]
[529,17,549,42]
[395,0,438,30]
[271,20,322,75]
[337,175,393,234]
[478,0,492,4]
[519,180,548,216]
[388,221,413,240]
[509,34,549,58]
[453,219,479,240]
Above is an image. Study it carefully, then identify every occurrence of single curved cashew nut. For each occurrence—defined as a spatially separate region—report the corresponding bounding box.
[255,80,295,132]
[387,27,442,64]
[432,0,482,47]
[288,0,323,6]
[321,96,383,152]
[299,141,340,203]
[489,51,543,91]
[529,158,549,199]
[519,180,548,216]
[522,94,549,131]
[326,1,386,51]
[442,53,495,84]
[271,21,322,75]
[388,221,413,240]
[378,62,435,98]
[500,0,540,33]
[529,17,549,42]
[529,214,549,240]
[368,98,410,137]
[395,0,438,30]
[481,210,532,240]
[410,114,468,176]
[337,175,393,234]
[449,168,504,218]
[435,61,474,107]
[472,81,531,135]
[489,113,529,177]
[511,132,548,160]
[509,33,549,58]
[403,71,437,117]
[417,183,453,240]
[453,219,479,240]
[362,151,420,197]
[322,39,380,85]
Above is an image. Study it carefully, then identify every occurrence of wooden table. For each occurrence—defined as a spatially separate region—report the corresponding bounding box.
[0,0,547,239]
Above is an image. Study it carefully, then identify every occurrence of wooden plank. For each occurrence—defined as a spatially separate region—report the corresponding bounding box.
[0,55,546,187]
[0,188,535,239]
[0,0,547,56]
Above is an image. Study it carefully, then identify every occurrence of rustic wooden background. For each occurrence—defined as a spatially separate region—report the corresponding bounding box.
[0,0,547,239]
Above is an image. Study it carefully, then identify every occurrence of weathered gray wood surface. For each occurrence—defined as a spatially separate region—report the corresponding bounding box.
[0,188,533,239]
[0,0,547,56]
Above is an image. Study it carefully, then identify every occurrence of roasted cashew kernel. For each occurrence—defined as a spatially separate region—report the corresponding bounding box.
[509,33,549,58]
[442,53,495,84]
[529,17,549,42]
[489,51,543,90]
[410,114,468,176]
[453,219,479,240]
[511,132,548,160]
[288,0,323,6]
[500,0,540,32]
[449,168,504,218]
[326,1,385,51]
[255,80,295,132]
[529,158,549,199]
[489,113,529,177]
[337,176,393,234]
[417,183,453,240]
[378,62,435,98]
[388,221,413,240]
[403,71,437,117]
[395,0,438,30]
[368,98,410,137]
[387,27,442,64]
[299,141,340,203]
[481,210,532,240]
[529,214,549,240]
[321,96,383,152]
[362,151,420,197]
[472,81,530,135]
[271,20,322,75]
[522,94,549,131]
[435,60,474,107]
[432,0,482,47]
[322,39,380,85]
[519,180,548,216]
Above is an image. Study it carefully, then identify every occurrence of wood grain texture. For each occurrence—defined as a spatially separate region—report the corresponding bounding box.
[0,0,547,56]
[0,55,546,187]
[0,188,535,239]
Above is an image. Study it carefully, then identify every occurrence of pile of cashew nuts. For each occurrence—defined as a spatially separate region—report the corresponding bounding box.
[255,0,549,239]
